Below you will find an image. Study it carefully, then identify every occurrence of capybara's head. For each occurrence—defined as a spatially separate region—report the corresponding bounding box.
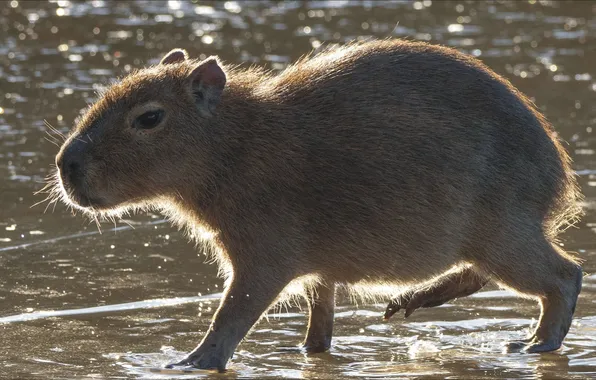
[52,49,227,214]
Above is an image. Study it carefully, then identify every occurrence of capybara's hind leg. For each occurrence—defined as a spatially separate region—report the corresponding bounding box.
[384,266,489,319]
[524,255,582,353]
[303,282,335,353]
[477,235,582,353]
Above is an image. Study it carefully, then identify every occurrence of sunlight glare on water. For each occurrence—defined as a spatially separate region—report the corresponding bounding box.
[1,0,596,378]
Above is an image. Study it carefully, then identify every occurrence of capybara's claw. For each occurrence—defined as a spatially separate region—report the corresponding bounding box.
[385,288,445,320]
[165,350,227,372]
[164,358,190,369]
[384,302,398,320]
[384,293,412,320]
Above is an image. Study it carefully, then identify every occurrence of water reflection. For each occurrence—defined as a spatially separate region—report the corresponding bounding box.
[1,0,596,378]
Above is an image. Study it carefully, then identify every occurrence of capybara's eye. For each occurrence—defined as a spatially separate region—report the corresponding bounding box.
[135,110,164,129]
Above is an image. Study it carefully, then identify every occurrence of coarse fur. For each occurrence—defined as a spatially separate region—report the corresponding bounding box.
[47,39,583,370]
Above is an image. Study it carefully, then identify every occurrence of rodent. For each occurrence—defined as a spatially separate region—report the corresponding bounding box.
[51,39,583,371]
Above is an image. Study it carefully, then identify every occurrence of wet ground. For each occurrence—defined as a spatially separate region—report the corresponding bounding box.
[1,0,596,378]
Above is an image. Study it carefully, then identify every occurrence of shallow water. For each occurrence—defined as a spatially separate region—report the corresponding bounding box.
[1,0,596,378]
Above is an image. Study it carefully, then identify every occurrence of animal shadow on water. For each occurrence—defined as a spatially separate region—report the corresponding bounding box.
[47,39,583,371]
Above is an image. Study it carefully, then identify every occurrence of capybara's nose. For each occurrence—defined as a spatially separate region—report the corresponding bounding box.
[56,140,86,188]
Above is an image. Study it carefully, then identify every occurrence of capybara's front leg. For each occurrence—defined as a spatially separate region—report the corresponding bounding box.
[166,271,291,371]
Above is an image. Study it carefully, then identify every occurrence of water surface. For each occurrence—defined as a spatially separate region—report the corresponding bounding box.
[1,1,596,378]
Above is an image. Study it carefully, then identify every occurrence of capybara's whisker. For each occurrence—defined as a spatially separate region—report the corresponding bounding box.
[44,119,66,141]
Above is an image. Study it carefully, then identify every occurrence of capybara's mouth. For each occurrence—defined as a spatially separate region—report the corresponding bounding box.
[75,194,107,209]
[72,192,110,210]
[58,179,108,211]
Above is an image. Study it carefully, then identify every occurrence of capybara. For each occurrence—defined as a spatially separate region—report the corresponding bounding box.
[50,39,583,370]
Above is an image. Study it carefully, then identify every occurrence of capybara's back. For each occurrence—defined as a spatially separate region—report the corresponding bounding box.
[53,39,583,370]
[265,40,581,273]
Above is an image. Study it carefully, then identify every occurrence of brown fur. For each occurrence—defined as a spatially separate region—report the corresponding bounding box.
[52,39,583,370]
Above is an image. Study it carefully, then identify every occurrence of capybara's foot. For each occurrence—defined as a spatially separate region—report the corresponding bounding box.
[165,348,227,371]
[525,339,562,353]
[384,268,488,319]
[504,335,536,353]
[505,340,527,353]
[384,291,417,319]
[385,286,455,319]
[303,337,332,354]
[506,337,561,353]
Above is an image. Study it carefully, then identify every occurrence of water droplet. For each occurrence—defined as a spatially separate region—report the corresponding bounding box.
[168,0,181,10]
[224,1,241,13]
[448,24,464,33]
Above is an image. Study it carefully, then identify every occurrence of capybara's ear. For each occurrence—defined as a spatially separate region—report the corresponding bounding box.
[160,48,189,65]
[188,57,227,116]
